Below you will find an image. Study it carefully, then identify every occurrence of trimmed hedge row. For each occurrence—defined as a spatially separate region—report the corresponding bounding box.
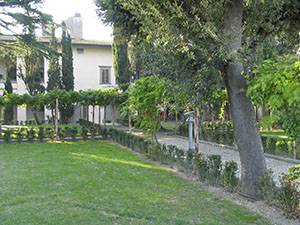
[1,124,110,143]
[110,128,299,218]
[179,123,299,159]
[110,128,194,171]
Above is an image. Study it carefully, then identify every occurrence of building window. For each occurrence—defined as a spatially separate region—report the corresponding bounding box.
[99,67,111,84]
[77,48,84,54]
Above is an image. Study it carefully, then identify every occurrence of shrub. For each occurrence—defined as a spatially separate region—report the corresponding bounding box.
[71,127,78,141]
[81,126,88,141]
[277,174,300,218]
[90,125,98,140]
[258,169,277,205]
[259,115,280,130]
[207,154,222,186]
[15,128,24,143]
[194,153,208,182]
[46,128,55,141]
[222,161,239,192]
[58,128,65,142]
[64,126,72,137]
[26,128,35,142]
[38,127,45,142]
[277,165,300,218]
[3,129,12,143]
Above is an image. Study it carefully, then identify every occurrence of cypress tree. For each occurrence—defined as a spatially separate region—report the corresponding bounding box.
[60,22,74,124]
[3,77,13,124]
[113,35,131,91]
[47,25,61,92]
[47,25,61,122]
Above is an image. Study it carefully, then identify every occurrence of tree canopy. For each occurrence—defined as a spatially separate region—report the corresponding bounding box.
[95,0,300,199]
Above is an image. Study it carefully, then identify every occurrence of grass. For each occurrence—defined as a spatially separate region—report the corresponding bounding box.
[162,121,291,140]
[260,129,290,140]
[161,121,180,130]
[0,141,269,224]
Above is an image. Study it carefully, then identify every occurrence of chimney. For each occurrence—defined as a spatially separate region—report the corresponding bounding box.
[65,13,83,39]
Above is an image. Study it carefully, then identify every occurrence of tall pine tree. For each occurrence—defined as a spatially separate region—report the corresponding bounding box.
[60,22,74,124]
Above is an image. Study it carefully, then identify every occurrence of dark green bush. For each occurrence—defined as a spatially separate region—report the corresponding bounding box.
[58,128,65,142]
[258,169,277,205]
[64,127,72,137]
[15,128,24,143]
[277,174,300,218]
[26,128,35,142]
[194,153,208,182]
[46,128,55,141]
[90,125,97,140]
[207,154,222,186]
[38,127,44,142]
[81,126,88,141]
[71,127,78,141]
[3,129,12,143]
[222,161,239,192]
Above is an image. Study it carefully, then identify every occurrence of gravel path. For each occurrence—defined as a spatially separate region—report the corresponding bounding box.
[157,132,298,184]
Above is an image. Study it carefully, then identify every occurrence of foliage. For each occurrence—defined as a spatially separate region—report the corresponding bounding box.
[38,127,44,142]
[89,125,98,139]
[26,127,35,142]
[194,153,208,182]
[70,127,78,141]
[3,129,12,143]
[15,128,24,143]
[113,38,131,90]
[95,0,300,199]
[60,22,74,124]
[222,161,239,193]
[207,154,222,186]
[277,172,300,218]
[258,169,277,205]
[58,128,65,142]
[3,77,13,124]
[124,76,170,142]
[249,55,300,156]
[46,25,61,92]
[80,126,88,141]
[46,128,55,141]
[259,115,281,131]
[0,0,52,56]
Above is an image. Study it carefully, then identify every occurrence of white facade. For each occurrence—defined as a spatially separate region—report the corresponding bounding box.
[0,36,117,124]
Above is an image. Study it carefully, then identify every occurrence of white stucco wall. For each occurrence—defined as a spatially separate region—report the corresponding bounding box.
[72,45,116,91]
[0,42,116,124]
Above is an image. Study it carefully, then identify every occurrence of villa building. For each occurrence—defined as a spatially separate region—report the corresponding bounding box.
[0,13,117,124]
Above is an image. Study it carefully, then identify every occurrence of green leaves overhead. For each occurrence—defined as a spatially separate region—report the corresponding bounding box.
[248,54,300,147]
[248,55,300,111]
[0,89,123,108]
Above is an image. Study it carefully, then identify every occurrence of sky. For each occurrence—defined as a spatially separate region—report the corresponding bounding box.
[41,0,113,41]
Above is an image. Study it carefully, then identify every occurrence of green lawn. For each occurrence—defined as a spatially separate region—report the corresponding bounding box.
[0,141,269,224]
[260,129,290,139]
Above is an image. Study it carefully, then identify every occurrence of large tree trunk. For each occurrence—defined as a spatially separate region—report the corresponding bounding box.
[223,0,266,199]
